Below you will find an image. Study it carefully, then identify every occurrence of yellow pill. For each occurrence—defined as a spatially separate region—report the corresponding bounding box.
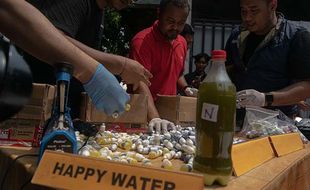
[148,151,159,159]
[125,104,131,111]
[89,150,101,158]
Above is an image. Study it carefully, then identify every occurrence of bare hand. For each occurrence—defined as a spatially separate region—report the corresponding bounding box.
[120,58,152,86]
[297,101,310,111]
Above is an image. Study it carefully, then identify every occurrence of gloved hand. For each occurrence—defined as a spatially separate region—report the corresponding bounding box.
[148,118,176,134]
[184,87,198,97]
[237,89,265,107]
[83,64,130,116]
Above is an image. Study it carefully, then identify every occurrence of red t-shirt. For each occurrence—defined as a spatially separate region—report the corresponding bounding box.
[129,20,187,101]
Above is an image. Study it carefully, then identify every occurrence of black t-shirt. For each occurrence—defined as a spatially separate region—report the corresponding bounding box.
[23,0,103,119]
[243,30,310,80]
[28,0,103,48]
[288,30,310,79]
[243,33,266,66]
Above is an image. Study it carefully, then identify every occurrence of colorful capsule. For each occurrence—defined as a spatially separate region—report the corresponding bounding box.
[161,159,173,169]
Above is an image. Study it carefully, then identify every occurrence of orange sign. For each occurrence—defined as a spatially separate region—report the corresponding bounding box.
[269,133,304,157]
[232,137,275,176]
[32,150,204,190]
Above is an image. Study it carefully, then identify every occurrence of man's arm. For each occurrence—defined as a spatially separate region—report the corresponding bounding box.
[135,82,160,120]
[178,75,198,97]
[64,35,152,86]
[129,38,159,120]
[271,81,310,106]
[237,81,310,108]
[177,76,188,90]
[0,0,97,82]
[0,0,129,115]
[135,82,175,133]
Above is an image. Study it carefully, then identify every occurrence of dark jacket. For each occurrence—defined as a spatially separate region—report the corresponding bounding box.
[225,14,309,116]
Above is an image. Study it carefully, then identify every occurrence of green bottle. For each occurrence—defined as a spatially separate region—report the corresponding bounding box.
[193,50,236,186]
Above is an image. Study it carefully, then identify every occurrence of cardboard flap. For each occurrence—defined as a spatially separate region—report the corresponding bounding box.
[12,83,55,120]
[28,83,55,106]
[14,105,43,120]
[178,96,196,111]
[156,95,197,124]
[155,95,178,122]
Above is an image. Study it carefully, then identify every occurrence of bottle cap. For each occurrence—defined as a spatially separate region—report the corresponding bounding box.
[211,50,226,59]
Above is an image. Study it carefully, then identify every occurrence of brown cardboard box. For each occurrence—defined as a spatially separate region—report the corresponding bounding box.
[80,93,148,128]
[155,95,197,125]
[0,83,55,147]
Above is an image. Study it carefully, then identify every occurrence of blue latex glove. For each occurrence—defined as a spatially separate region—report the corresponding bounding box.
[83,64,130,116]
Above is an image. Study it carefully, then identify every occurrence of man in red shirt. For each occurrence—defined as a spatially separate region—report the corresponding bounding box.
[130,0,197,133]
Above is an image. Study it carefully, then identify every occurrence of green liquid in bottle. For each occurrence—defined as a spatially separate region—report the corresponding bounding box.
[194,81,236,186]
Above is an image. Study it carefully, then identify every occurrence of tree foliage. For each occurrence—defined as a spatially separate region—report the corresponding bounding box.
[101,8,130,56]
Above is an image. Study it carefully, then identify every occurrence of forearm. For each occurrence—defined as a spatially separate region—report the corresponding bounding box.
[0,0,97,83]
[134,82,159,121]
[271,81,310,106]
[65,36,125,75]
[177,76,188,90]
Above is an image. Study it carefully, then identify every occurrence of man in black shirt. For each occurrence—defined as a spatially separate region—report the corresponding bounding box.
[25,0,152,118]
[225,0,310,119]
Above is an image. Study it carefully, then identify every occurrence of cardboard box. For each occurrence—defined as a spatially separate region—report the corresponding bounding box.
[155,95,197,125]
[0,83,55,147]
[80,93,148,128]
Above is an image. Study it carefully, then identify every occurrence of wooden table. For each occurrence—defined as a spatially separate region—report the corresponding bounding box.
[0,145,310,190]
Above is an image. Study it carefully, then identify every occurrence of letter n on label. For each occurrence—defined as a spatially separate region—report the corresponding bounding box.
[201,103,219,122]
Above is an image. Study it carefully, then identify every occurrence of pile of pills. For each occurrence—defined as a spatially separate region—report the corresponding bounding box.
[76,124,196,172]
[245,120,284,139]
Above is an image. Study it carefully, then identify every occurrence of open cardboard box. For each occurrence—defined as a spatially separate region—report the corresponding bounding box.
[155,95,196,125]
[0,83,55,147]
[80,93,148,128]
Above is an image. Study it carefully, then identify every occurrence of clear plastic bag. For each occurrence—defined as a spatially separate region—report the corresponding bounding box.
[240,107,308,143]
[295,118,310,141]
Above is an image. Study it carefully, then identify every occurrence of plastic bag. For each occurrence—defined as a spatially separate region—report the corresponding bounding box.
[240,107,308,143]
[295,118,310,141]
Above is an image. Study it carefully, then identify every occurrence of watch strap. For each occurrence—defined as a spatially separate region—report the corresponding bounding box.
[265,93,274,106]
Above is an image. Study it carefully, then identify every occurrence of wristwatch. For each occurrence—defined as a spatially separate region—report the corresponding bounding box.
[265,92,274,106]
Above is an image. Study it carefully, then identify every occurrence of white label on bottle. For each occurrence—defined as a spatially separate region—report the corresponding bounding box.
[201,103,219,122]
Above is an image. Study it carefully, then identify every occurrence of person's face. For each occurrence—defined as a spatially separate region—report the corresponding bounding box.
[158,4,189,41]
[184,34,193,50]
[195,57,208,72]
[105,0,133,10]
[240,0,275,35]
